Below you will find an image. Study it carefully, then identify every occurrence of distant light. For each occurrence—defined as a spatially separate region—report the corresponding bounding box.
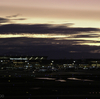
[9,75,11,77]
[4,75,6,77]
[51,63,53,65]
[89,92,91,94]
[42,66,44,67]
[8,80,10,82]
[41,57,43,60]
[33,71,35,73]
[96,92,97,94]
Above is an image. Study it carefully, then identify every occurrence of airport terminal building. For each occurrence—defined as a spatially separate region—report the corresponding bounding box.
[0,56,100,70]
[0,56,48,69]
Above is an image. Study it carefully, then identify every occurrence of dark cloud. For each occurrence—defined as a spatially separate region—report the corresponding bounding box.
[0,23,100,59]
[12,18,26,20]
[0,37,100,59]
[0,37,81,47]
[0,24,99,34]
[0,15,26,24]
[0,18,10,23]
[1,44,100,59]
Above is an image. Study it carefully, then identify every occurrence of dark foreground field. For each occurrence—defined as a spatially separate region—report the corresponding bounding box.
[0,70,100,99]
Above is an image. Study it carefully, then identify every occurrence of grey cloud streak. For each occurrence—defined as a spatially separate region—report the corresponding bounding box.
[12,18,26,20]
[0,24,99,34]
[0,15,26,24]
[0,18,10,23]
[6,14,20,18]
[74,35,99,38]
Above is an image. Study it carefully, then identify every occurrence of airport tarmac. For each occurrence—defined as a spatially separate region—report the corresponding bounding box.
[0,70,100,99]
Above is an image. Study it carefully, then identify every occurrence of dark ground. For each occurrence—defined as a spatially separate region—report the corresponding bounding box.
[0,70,100,99]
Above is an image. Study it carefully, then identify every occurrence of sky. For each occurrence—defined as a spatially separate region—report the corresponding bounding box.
[0,0,100,59]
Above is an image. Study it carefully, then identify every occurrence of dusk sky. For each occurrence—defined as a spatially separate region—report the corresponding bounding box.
[0,0,100,59]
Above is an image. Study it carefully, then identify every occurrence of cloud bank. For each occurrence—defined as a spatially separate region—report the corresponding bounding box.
[0,24,99,34]
[0,23,100,59]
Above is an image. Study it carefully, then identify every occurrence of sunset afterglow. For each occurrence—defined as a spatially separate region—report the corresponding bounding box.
[0,0,100,58]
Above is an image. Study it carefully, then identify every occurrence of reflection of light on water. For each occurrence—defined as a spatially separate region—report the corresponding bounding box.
[36,77,56,80]
[55,79,66,82]
[83,79,93,81]
[67,78,81,81]
[36,77,66,82]
[36,77,93,82]
[67,77,93,81]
